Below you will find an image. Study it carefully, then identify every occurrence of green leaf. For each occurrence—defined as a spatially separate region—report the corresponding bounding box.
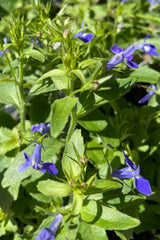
[0,81,20,109]
[0,127,19,154]
[37,179,72,197]
[85,179,122,195]
[29,79,57,97]
[62,129,84,179]
[71,69,86,85]
[79,58,105,69]
[77,221,109,240]
[130,66,160,83]
[72,192,83,216]
[24,49,45,62]
[81,200,140,230]
[51,96,78,138]
[0,0,18,15]
[36,69,67,84]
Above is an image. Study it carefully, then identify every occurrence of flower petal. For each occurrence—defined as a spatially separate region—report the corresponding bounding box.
[138,93,152,104]
[41,163,58,174]
[135,43,144,50]
[112,167,134,179]
[134,176,152,195]
[123,45,135,57]
[122,150,137,170]
[125,60,138,68]
[35,228,55,240]
[111,44,123,54]
[80,33,94,43]
[18,153,32,172]
[32,143,42,169]
[106,53,123,69]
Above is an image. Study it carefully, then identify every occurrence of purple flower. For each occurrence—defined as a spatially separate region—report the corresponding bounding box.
[18,143,58,174]
[112,150,152,195]
[135,34,159,57]
[120,0,129,2]
[31,123,51,135]
[138,84,157,104]
[106,44,138,69]
[35,214,63,240]
[73,22,94,43]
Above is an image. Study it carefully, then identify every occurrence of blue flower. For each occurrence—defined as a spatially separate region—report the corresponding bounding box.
[148,0,160,9]
[112,150,152,195]
[73,22,94,43]
[18,143,58,174]
[35,214,63,240]
[138,84,157,104]
[31,123,51,135]
[120,0,129,2]
[0,37,9,56]
[106,44,138,69]
[135,34,159,57]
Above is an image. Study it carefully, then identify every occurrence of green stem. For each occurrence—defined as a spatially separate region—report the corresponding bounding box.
[66,107,77,142]
[19,56,25,131]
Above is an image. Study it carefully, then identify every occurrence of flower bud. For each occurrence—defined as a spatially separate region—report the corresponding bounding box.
[63,29,70,39]
[69,179,75,186]
[79,157,87,164]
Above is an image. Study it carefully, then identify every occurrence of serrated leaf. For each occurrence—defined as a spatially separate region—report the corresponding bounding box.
[51,96,78,138]
[81,200,140,230]
[37,179,72,197]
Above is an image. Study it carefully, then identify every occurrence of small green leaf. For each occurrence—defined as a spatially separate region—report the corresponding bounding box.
[0,127,19,154]
[81,200,140,230]
[71,69,86,85]
[36,69,67,84]
[62,129,84,179]
[77,221,109,240]
[24,49,45,62]
[72,192,83,216]
[0,81,20,109]
[51,96,78,138]
[85,179,122,195]
[37,179,72,197]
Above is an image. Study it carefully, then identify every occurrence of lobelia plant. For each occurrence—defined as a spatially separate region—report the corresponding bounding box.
[0,0,160,239]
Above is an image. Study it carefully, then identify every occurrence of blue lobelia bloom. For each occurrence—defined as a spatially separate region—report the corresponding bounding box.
[35,214,63,240]
[18,143,58,174]
[0,37,9,56]
[135,34,159,57]
[31,123,51,135]
[148,0,160,9]
[138,84,157,104]
[120,0,129,2]
[112,150,152,195]
[106,44,138,69]
[73,22,94,43]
